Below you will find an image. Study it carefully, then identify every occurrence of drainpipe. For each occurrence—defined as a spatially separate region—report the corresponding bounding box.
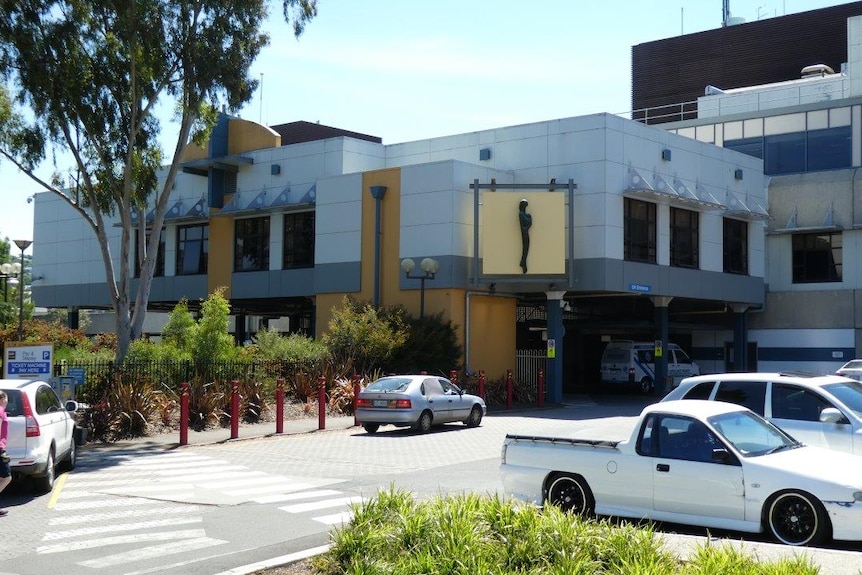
[369,186,387,308]
[465,290,517,375]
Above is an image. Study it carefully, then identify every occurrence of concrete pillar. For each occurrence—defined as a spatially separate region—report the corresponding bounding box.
[651,296,673,395]
[545,291,566,403]
[731,303,749,372]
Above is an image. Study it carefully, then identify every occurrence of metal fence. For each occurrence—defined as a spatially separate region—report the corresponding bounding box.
[515,349,546,395]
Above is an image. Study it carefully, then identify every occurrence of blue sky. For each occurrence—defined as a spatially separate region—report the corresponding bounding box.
[0,0,849,249]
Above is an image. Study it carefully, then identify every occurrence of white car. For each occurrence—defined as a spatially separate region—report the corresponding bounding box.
[501,400,862,546]
[835,359,862,381]
[600,340,699,393]
[0,379,78,492]
[661,372,862,456]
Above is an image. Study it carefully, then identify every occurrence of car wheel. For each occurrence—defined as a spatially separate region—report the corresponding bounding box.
[34,448,56,494]
[62,435,77,472]
[639,377,653,394]
[363,424,380,434]
[415,411,433,433]
[766,490,830,546]
[465,405,483,427]
[546,473,594,516]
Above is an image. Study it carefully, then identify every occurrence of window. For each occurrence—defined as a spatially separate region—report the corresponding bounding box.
[682,381,715,400]
[134,229,165,277]
[772,384,832,422]
[714,380,766,416]
[724,137,764,160]
[765,132,806,175]
[674,349,693,365]
[283,212,315,269]
[35,386,61,415]
[723,218,748,275]
[807,126,852,172]
[792,232,842,283]
[670,207,698,268]
[234,217,270,272]
[656,415,721,462]
[176,224,209,275]
[624,198,656,263]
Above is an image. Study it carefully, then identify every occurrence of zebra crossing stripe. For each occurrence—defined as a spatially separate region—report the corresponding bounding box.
[279,496,365,513]
[53,498,180,512]
[42,517,203,541]
[77,536,228,569]
[314,511,355,525]
[152,467,252,479]
[38,528,208,554]
[254,489,343,504]
[48,505,201,526]
[197,474,281,489]
[228,482,318,497]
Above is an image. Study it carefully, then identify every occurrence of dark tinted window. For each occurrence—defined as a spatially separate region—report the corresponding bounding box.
[772,384,833,422]
[177,224,209,275]
[714,381,766,416]
[234,216,270,272]
[807,126,852,172]
[683,381,715,400]
[792,232,842,283]
[765,132,806,175]
[624,198,656,263]
[2,390,23,417]
[723,218,748,275]
[283,212,315,269]
[724,137,764,160]
[670,207,699,269]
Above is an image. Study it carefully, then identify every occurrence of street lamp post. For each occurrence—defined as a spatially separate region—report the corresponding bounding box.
[400,257,439,320]
[0,262,20,302]
[14,239,32,341]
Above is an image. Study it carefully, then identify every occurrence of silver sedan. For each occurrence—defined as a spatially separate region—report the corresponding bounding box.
[355,375,486,433]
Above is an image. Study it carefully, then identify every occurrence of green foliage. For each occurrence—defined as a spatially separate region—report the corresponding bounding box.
[0,318,89,349]
[192,288,236,363]
[162,298,197,351]
[314,488,821,575]
[252,327,328,366]
[387,310,462,375]
[321,296,407,374]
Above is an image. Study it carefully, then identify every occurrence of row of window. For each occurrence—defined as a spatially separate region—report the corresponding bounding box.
[724,126,851,175]
[136,212,315,277]
[624,198,842,283]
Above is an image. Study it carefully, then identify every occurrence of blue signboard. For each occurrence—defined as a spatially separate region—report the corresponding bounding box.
[629,283,651,293]
[68,367,86,386]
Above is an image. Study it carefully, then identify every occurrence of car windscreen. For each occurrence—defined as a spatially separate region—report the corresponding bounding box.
[365,378,412,392]
[708,410,799,457]
[1,389,23,417]
[842,360,862,370]
[822,380,862,418]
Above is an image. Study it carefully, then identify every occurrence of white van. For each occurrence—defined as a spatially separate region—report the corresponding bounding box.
[600,340,699,393]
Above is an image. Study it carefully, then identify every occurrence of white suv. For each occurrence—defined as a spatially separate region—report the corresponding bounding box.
[0,379,78,492]
[662,372,862,456]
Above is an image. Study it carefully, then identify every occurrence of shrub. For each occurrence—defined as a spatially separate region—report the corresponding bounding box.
[321,296,406,374]
[387,310,461,375]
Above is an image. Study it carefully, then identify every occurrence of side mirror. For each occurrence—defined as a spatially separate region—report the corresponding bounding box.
[711,448,731,463]
[65,400,79,412]
[820,407,848,424]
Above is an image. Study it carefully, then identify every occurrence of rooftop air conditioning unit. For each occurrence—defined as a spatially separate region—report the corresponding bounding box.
[801,64,835,78]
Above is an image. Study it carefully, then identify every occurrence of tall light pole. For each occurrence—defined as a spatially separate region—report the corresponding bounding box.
[400,257,439,320]
[14,239,32,341]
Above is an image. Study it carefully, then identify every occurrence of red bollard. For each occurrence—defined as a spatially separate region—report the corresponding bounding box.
[352,374,361,427]
[537,369,545,408]
[179,382,189,446]
[275,378,285,434]
[506,369,514,410]
[449,370,458,384]
[478,370,486,400]
[230,380,240,439]
[318,376,326,430]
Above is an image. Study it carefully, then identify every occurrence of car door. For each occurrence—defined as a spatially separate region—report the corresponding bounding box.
[422,378,451,423]
[652,415,745,521]
[2,389,27,463]
[35,385,72,459]
[440,379,470,422]
[769,383,852,452]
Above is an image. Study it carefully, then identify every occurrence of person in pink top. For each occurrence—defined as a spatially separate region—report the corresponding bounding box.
[0,390,9,517]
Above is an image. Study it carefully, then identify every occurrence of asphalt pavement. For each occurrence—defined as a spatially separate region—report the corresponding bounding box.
[76,397,862,575]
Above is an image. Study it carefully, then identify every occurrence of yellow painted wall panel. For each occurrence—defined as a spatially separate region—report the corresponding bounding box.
[228,118,280,155]
[208,215,234,298]
[180,143,208,162]
[468,295,516,380]
[482,192,565,275]
[315,293,349,339]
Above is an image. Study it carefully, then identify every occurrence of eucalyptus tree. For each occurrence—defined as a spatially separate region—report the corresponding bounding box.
[0,1,317,361]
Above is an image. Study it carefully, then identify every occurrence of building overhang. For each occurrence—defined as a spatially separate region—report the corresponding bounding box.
[181,154,254,177]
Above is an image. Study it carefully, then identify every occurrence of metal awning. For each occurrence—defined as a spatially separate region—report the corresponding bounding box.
[215,190,268,215]
[725,191,770,221]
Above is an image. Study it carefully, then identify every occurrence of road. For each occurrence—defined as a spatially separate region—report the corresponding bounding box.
[2,395,861,575]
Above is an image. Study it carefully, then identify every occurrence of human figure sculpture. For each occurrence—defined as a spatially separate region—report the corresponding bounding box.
[518,199,532,273]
